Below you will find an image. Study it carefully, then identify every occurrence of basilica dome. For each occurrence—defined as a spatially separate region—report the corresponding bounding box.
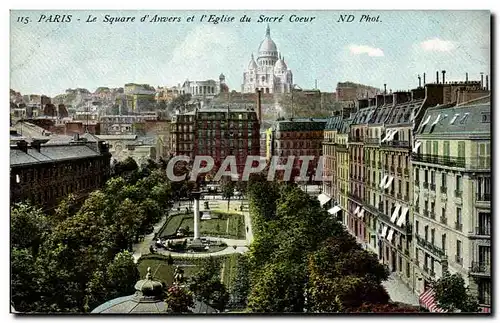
[258,25,278,57]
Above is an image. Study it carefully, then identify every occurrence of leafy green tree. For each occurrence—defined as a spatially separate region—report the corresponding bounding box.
[166,286,194,313]
[84,251,139,311]
[221,178,235,211]
[53,194,78,224]
[11,248,43,312]
[189,257,229,311]
[10,202,50,255]
[432,272,480,313]
[247,261,306,313]
[229,255,251,308]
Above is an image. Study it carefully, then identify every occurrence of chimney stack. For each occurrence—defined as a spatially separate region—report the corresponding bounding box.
[418,75,422,88]
[423,73,426,85]
[384,84,387,94]
[16,140,28,153]
[256,89,262,124]
[480,72,484,88]
[486,75,489,90]
[466,72,469,83]
[442,70,446,84]
[436,71,439,84]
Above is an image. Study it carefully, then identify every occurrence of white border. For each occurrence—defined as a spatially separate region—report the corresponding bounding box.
[3,1,497,323]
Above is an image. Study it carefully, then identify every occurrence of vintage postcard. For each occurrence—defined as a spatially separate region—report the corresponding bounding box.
[10,10,491,314]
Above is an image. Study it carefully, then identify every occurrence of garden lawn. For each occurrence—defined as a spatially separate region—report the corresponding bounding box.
[137,257,199,285]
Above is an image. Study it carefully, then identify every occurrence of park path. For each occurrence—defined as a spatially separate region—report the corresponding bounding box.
[132,198,254,262]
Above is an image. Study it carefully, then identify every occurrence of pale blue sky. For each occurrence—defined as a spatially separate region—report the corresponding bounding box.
[10,10,490,96]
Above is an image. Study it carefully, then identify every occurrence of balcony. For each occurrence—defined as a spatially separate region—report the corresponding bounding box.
[429,211,436,220]
[475,226,491,236]
[349,136,363,143]
[476,193,491,202]
[404,248,410,256]
[430,183,436,191]
[411,154,490,171]
[455,254,463,265]
[415,206,420,214]
[390,165,395,173]
[423,209,429,217]
[348,192,363,204]
[440,216,447,225]
[455,222,463,231]
[378,162,382,168]
[378,202,384,213]
[403,169,409,177]
[416,235,447,260]
[423,182,429,189]
[371,161,376,168]
[364,138,381,145]
[455,190,462,198]
[384,164,389,171]
[396,193,402,200]
[414,180,420,187]
[396,167,402,175]
[404,195,409,202]
[440,186,447,194]
[381,140,410,148]
[470,261,491,276]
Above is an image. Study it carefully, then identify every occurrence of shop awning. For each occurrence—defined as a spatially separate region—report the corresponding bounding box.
[381,225,388,238]
[387,129,398,141]
[358,209,365,219]
[384,176,394,189]
[318,193,331,206]
[397,207,409,226]
[354,206,360,215]
[386,228,394,242]
[390,204,401,223]
[328,206,341,215]
[380,175,388,188]
[419,288,447,313]
[412,141,422,153]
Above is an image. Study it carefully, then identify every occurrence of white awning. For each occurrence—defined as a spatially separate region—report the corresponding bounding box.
[380,175,388,188]
[381,225,388,238]
[412,141,422,153]
[421,115,431,127]
[354,206,360,215]
[397,207,409,226]
[386,228,395,242]
[318,193,331,206]
[431,114,441,126]
[387,129,398,141]
[384,176,394,189]
[391,204,401,223]
[358,209,365,219]
[328,206,341,215]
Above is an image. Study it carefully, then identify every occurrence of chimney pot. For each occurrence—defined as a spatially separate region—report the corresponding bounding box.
[423,73,426,85]
[486,75,489,90]
[436,71,439,84]
[442,70,446,84]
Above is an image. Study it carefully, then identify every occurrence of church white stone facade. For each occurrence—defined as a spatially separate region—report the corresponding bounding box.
[242,25,293,94]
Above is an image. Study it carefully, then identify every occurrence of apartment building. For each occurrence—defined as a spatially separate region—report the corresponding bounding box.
[412,96,491,311]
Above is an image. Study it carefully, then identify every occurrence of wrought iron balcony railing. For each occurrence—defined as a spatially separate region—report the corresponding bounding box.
[470,262,491,275]
[476,193,491,202]
[475,226,491,236]
[411,153,490,170]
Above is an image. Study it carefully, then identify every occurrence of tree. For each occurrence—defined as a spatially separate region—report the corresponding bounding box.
[11,248,43,312]
[84,251,139,311]
[10,203,50,255]
[221,178,235,211]
[189,257,229,312]
[247,261,306,313]
[166,286,194,313]
[229,255,251,308]
[432,272,480,313]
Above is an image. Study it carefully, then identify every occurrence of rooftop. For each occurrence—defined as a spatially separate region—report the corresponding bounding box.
[10,142,102,167]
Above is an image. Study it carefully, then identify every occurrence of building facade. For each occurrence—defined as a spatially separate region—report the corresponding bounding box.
[271,118,327,181]
[322,74,491,312]
[242,25,293,94]
[412,96,491,310]
[171,107,261,176]
[10,134,111,210]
